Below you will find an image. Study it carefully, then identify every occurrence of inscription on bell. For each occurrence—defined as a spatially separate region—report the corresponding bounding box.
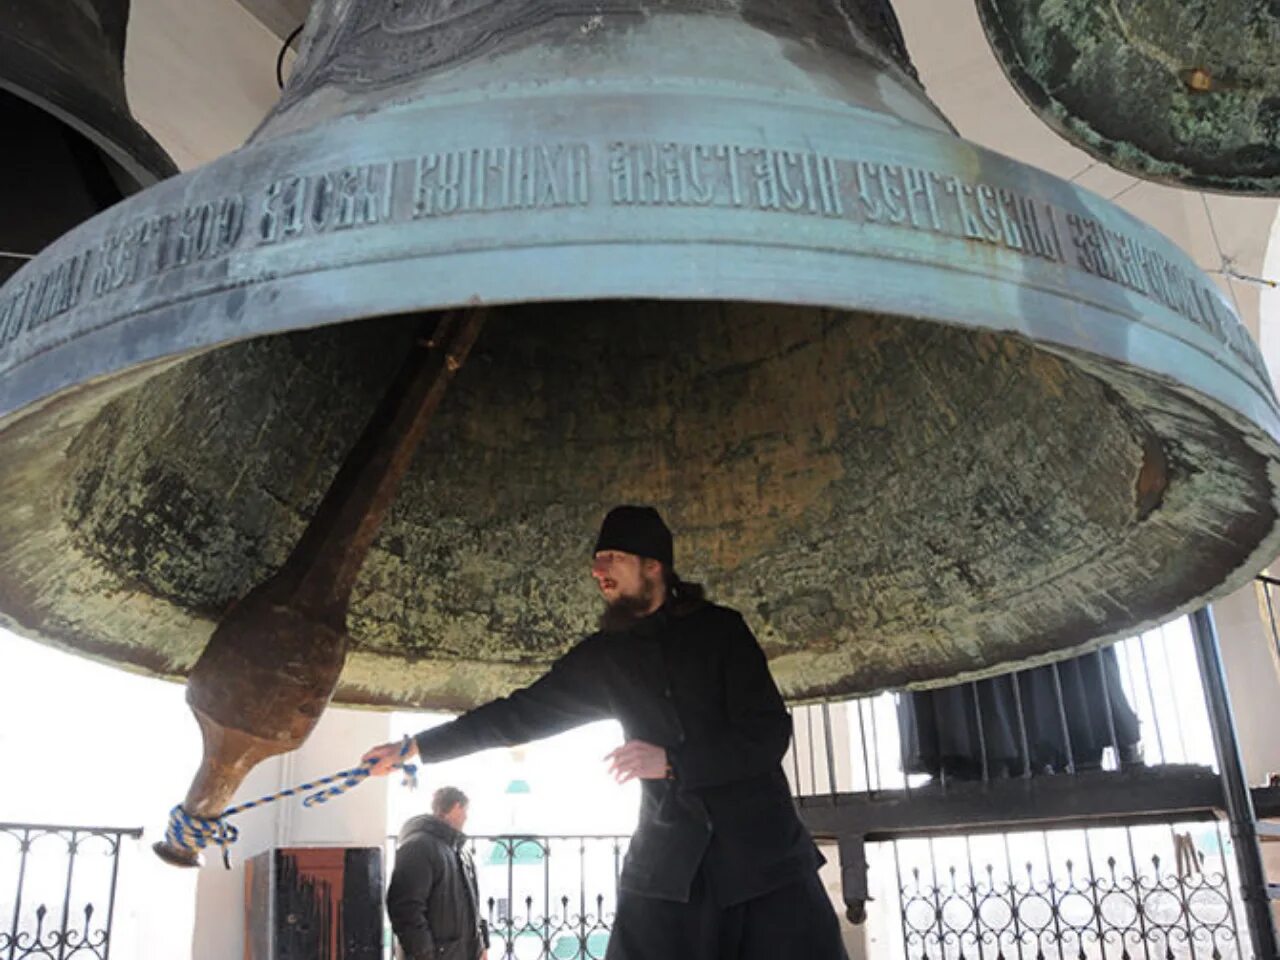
[0,134,1269,391]
[260,163,393,244]
[0,195,248,352]
[605,142,1068,267]
[853,161,941,230]
[0,251,91,346]
[608,142,844,216]
[853,163,1064,263]
[92,197,246,297]
[413,144,590,218]
[1067,213,1236,345]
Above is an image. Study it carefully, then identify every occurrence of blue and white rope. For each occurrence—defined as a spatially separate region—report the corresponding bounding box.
[163,736,418,868]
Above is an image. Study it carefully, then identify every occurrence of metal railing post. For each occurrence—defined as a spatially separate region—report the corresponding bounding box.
[1188,605,1279,960]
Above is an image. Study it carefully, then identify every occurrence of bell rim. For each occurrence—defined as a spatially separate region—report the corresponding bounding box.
[973,0,1280,198]
[0,84,1273,439]
[0,32,178,192]
[1,84,1277,706]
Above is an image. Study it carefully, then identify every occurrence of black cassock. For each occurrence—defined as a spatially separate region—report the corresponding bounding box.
[897,646,1142,780]
[411,599,846,960]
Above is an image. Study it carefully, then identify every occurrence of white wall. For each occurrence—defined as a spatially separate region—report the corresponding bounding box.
[191,706,391,960]
[1260,206,1280,392]
[788,705,868,957]
[1214,585,1280,785]
[126,0,285,170]
[1212,581,1280,929]
[0,631,203,960]
[816,840,868,960]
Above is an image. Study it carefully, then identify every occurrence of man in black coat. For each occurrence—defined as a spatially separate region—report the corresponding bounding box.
[387,786,489,960]
[365,506,846,959]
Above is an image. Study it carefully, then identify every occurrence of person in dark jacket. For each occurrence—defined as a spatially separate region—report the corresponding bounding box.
[364,506,846,960]
[387,786,489,960]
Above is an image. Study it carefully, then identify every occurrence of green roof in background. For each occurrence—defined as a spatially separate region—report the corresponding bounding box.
[552,931,611,958]
[485,837,546,866]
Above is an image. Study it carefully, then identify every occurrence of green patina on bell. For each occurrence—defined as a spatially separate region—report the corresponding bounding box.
[0,0,1276,718]
[976,0,1280,194]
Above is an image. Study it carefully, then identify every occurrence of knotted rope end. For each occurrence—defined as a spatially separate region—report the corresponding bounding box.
[157,734,422,870]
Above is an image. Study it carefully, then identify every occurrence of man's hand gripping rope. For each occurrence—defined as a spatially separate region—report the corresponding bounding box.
[162,736,419,868]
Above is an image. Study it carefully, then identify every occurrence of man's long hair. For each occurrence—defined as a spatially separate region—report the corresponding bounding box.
[598,562,707,632]
[664,567,706,613]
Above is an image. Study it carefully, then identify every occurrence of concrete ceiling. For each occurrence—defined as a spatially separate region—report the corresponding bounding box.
[232,0,309,40]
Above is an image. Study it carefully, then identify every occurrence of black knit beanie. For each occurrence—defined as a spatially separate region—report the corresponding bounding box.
[593,506,674,567]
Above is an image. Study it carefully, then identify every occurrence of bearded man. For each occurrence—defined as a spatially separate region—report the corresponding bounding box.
[363,506,846,959]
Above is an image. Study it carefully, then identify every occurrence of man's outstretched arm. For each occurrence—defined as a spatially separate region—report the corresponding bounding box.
[365,639,611,771]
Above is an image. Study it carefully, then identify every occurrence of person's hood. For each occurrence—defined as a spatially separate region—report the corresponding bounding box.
[398,813,465,847]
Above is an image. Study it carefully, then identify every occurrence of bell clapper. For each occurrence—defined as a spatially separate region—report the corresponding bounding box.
[153,310,486,866]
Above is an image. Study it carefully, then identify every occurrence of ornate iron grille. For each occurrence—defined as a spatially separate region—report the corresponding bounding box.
[889,825,1247,960]
[0,822,141,960]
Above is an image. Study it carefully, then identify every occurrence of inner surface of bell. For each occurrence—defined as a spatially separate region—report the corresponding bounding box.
[0,92,127,284]
[42,301,1265,707]
[1,0,1276,719]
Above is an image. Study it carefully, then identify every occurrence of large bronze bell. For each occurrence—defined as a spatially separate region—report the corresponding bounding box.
[0,0,177,285]
[976,0,1280,194]
[1,0,1278,857]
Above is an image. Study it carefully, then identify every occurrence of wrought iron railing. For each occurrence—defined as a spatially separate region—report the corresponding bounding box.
[0,822,141,960]
[783,599,1280,960]
[379,595,1278,960]
[384,833,629,960]
[887,822,1248,960]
